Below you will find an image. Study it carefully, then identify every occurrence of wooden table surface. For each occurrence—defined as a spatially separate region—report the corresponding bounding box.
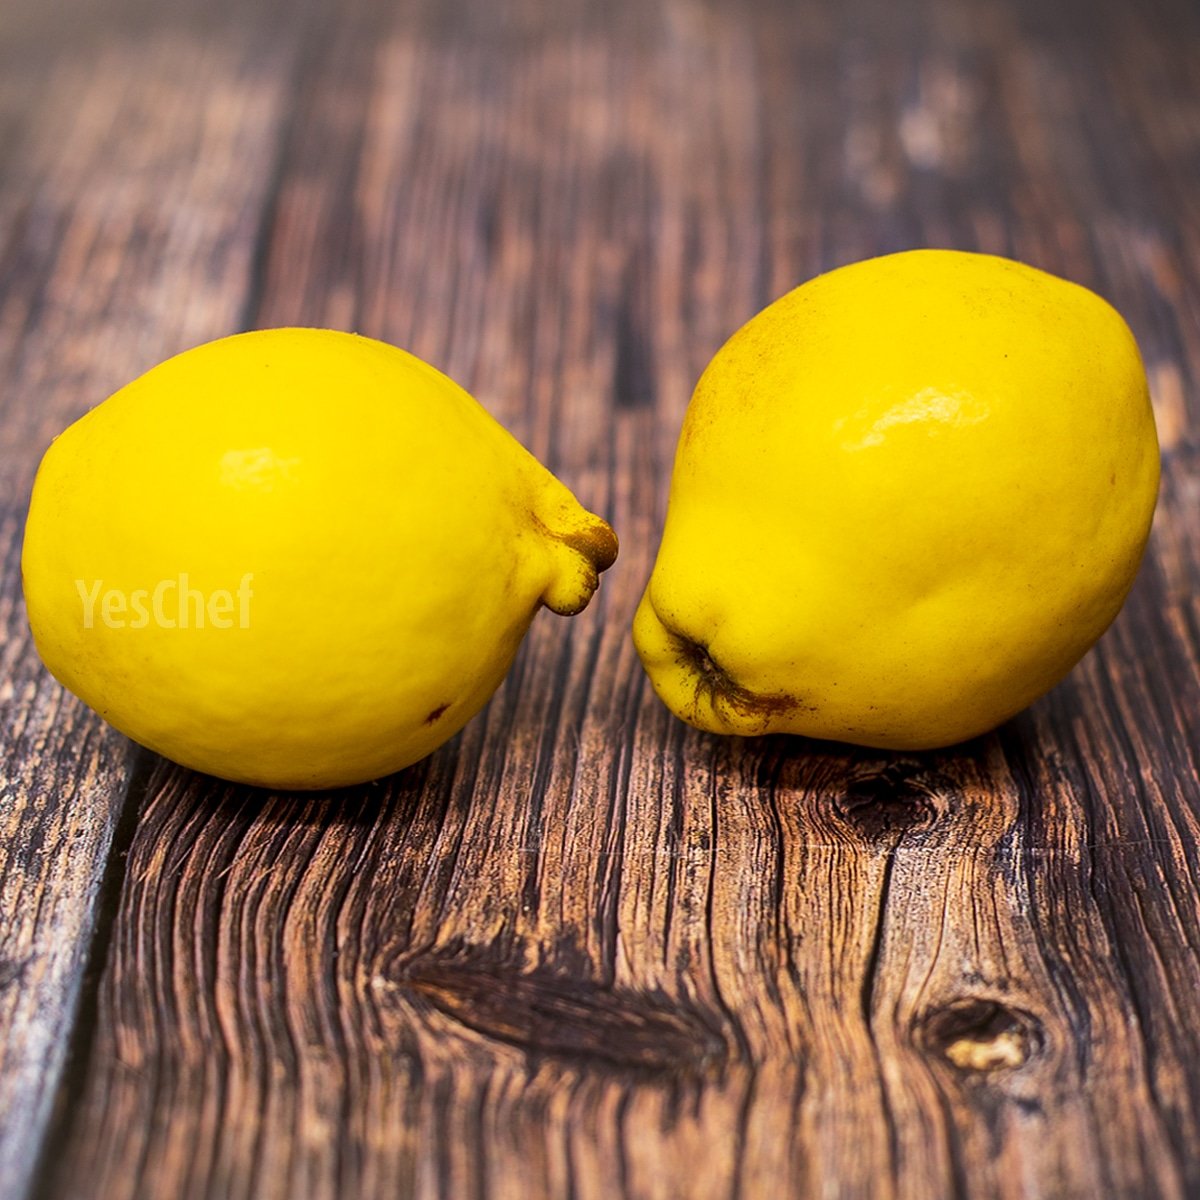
[2,0,1199,1196]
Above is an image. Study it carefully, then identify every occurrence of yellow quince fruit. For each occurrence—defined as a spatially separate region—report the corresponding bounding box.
[634,249,1159,749]
[22,329,616,789]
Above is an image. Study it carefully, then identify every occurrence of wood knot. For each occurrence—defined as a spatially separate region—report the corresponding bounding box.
[917,998,1045,1075]
[388,947,728,1079]
[835,763,944,840]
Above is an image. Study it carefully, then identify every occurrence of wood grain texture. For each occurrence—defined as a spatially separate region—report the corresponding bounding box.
[2,0,1199,1196]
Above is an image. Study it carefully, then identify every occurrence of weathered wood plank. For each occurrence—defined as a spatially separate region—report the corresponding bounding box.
[0,16,309,1198]
[7,0,1200,1196]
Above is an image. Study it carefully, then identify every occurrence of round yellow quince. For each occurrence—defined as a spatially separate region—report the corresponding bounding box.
[22,329,616,789]
[634,249,1159,749]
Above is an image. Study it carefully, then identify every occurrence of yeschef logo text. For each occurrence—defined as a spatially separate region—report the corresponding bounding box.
[76,573,254,629]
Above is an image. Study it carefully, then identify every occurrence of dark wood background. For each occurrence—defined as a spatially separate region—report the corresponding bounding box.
[2,0,1199,1195]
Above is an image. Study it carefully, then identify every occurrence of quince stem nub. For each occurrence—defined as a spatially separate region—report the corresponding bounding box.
[535,509,618,617]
